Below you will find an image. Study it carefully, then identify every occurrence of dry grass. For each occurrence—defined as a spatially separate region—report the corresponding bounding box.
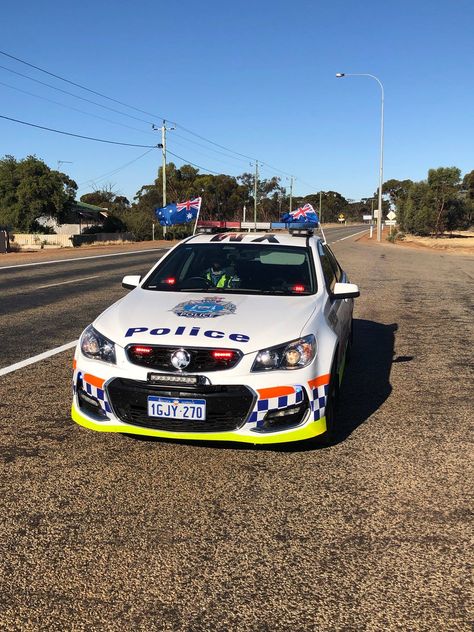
[403,230,474,253]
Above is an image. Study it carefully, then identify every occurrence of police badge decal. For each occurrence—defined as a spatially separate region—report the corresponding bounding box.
[171,296,237,319]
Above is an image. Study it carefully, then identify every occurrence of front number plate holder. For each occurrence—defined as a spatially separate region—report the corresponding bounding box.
[147,396,206,421]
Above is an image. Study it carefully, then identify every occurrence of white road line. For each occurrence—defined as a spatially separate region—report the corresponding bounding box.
[36,275,100,290]
[330,229,368,243]
[0,340,78,377]
[0,247,167,271]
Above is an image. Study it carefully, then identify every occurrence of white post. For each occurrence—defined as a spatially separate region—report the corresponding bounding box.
[289,176,294,214]
[152,223,155,241]
[193,205,202,235]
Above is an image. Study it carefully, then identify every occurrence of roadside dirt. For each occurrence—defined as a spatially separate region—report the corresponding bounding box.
[357,230,474,256]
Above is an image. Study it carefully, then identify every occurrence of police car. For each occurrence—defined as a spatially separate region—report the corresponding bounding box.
[71,223,359,445]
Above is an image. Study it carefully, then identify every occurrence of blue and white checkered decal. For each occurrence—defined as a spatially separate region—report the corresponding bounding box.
[75,371,112,414]
[248,386,304,428]
[310,383,329,421]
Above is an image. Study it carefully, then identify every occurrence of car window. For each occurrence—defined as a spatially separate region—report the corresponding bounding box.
[324,245,343,282]
[317,241,337,292]
[143,243,317,295]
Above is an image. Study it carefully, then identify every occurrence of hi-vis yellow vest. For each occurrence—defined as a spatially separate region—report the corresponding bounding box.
[206,271,231,287]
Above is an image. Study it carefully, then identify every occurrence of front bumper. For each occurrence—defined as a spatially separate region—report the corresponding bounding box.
[71,359,330,445]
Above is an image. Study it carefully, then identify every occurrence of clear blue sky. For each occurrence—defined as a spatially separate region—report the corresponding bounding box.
[1,0,473,203]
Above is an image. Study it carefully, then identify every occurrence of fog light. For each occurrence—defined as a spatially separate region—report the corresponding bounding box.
[252,392,309,433]
[77,377,108,420]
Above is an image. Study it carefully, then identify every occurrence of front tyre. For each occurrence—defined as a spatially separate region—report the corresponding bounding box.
[310,361,339,448]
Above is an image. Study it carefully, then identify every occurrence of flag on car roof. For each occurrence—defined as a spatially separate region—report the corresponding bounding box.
[155,197,202,226]
[281,203,319,224]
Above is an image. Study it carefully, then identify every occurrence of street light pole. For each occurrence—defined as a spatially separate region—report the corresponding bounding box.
[336,72,384,242]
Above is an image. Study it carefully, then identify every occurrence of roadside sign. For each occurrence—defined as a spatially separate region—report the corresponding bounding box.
[373,209,380,218]
[363,214,372,221]
[385,220,396,226]
[387,210,396,221]
[338,214,345,223]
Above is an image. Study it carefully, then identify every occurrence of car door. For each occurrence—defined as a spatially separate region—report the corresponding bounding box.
[324,244,353,353]
[317,242,350,371]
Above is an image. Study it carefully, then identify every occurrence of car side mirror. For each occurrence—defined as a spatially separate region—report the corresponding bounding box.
[122,275,141,290]
[331,282,360,299]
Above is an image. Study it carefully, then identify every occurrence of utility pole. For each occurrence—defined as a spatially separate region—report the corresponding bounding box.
[319,190,322,223]
[153,121,174,236]
[289,176,294,214]
[253,160,259,230]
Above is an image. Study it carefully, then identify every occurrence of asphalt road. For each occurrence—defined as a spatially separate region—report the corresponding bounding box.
[0,228,472,631]
[0,225,364,369]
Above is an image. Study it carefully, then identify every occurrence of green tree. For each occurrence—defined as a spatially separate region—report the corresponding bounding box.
[428,167,461,236]
[0,155,77,231]
[383,179,414,206]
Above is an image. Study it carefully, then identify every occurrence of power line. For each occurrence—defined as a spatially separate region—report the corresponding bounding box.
[0,49,165,124]
[78,148,156,187]
[260,161,294,179]
[171,130,250,165]
[0,79,155,137]
[0,113,160,148]
[168,137,250,172]
[174,124,256,162]
[0,64,153,126]
[0,50,256,162]
[0,110,241,177]
[167,150,221,175]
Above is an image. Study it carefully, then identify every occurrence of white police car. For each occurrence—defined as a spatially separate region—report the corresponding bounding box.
[71,224,359,445]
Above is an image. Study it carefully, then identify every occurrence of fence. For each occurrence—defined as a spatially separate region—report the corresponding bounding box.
[13,232,136,248]
[12,233,73,248]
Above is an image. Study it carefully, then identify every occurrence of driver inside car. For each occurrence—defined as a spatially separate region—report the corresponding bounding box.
[205,260,240,288]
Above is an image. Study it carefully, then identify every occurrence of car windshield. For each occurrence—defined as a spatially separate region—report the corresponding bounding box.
[143,243,316,295]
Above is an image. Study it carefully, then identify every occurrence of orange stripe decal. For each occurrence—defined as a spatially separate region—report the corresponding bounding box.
[83,373,105,389]
[257,386,295,399]
[72,359,77,370]
[308,374,330,389]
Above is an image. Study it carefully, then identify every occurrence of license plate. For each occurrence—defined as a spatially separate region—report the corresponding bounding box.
[147,396,206,421]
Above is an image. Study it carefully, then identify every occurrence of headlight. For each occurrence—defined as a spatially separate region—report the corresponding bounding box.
[80,325,116,364]
[251,335,316,372]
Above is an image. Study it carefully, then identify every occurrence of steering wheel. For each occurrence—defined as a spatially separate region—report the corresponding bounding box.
[183,276,212,289]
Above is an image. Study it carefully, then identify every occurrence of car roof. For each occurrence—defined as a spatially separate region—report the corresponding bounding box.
[186,232,323,247]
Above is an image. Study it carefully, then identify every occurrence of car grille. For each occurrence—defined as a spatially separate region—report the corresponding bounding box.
[125,345,242,372]
[107,378,255,433]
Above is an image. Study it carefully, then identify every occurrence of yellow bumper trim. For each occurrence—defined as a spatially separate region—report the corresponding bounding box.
[71,403,326,445]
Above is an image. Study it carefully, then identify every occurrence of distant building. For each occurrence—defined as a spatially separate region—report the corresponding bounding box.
[37,201,109,235]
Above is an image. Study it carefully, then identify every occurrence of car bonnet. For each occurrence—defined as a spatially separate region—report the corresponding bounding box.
[93,288,321,353]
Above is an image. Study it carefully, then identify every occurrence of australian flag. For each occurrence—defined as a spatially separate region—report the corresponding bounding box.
[155,197,202,226]
[281,203,319,224]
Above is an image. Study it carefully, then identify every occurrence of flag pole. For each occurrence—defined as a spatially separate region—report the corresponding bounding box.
[193,198,202,235]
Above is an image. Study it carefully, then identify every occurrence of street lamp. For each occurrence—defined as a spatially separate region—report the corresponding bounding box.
[336,72,384,242]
